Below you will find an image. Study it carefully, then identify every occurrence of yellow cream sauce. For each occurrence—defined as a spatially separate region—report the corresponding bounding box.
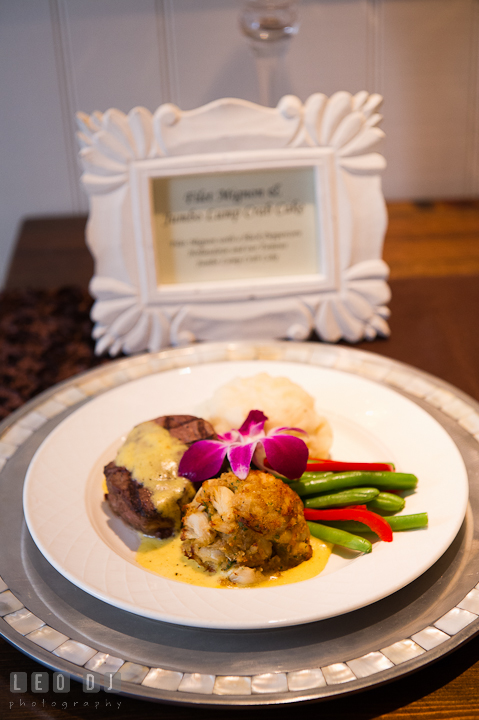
[136,535,332,588]
[114,421,189,523]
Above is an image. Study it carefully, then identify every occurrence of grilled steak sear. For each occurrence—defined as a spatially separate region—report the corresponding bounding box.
[152,415,216,445]
[104,461,178,537]
[104,414,216,538]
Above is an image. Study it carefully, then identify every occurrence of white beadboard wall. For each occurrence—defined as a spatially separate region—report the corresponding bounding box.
[1,0,479,286]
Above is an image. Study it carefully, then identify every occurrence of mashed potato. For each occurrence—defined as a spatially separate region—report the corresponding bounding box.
[204,373,333,459]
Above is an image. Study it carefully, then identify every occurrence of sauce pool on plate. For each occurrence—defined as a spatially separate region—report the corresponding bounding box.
[136,534,332,588]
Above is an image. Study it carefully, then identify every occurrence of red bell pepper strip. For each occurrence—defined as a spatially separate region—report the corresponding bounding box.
[304,505,393,542]
[306,458,395,472]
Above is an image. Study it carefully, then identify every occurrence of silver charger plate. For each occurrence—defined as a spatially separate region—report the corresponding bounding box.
[1,340,479,707]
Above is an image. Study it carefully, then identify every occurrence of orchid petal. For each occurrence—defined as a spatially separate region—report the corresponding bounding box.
[219,429,241,443]
[261,435,308,480]
[238,409,267,437]
[252,443,288,478]
[228,442,257,480]
[178,440,227,482]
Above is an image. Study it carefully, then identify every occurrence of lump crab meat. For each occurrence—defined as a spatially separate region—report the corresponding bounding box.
[181,469,312,584]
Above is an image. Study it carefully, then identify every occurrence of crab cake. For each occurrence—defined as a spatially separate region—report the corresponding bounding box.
[181,469,312,584]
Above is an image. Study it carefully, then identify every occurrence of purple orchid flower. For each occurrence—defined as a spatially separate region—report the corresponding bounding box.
[178,410,308,482]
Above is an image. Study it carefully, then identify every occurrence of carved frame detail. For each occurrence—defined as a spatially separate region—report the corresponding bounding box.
[77,92,389,355]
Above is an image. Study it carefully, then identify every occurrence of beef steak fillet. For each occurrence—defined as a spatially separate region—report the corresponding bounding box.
[152,414,216,445]
[104,414,216,538]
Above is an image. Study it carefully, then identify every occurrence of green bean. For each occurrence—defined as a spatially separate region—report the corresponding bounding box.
[367,492,406,513]
[304,487,379,509]
[307,521,372,553]
[286,472,333,487]
[382,513,428,531]
[290,471,418,497]
[319,513,429,535]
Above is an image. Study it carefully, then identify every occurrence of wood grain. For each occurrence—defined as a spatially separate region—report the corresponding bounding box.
[383,201,479,278]
[5,216,91,290]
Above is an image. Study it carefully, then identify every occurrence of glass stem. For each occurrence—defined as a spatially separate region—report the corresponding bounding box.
[239,1,300,107]
[249,38,290,107]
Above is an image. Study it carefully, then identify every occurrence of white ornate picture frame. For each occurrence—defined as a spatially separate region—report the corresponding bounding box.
[77,92,389,356]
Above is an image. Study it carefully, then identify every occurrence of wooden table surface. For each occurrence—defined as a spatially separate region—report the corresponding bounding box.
[1,201,479,719]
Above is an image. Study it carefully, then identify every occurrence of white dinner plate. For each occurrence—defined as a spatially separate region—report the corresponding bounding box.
[23,360,468,630]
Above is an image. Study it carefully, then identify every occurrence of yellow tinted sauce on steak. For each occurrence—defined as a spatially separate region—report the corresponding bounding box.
[115,421,189,524]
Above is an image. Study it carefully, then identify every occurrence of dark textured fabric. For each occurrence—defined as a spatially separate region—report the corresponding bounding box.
[0,286,111,420]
